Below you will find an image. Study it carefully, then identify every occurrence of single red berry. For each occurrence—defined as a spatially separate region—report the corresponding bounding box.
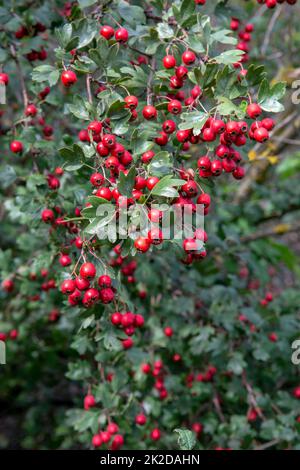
[10,140,23,153]
[41,208,54,223]
[100,25,114,40]
[163,55,176,69]
[88,120,102,135]
[134,237,151,253]
[0,73,9,85]
[61,279,76,295]
[150,428,161,441]
[168,99,182,115]
[61,70,77,87]
[182,50,196,65]
[90,172,104,187]
[115,28,128,43]
[164,326,173,337]
[162,119,176,134]
[142,105,157,120]
[25,103,38,117]
[135,414,147,425]
[124,95,138,109]
[247,103,262,119]
[80,262,96,280]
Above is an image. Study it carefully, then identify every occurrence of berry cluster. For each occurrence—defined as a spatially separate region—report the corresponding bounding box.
[257,0,297,8]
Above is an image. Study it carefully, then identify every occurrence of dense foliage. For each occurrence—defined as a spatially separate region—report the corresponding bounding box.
[0,0,300,450]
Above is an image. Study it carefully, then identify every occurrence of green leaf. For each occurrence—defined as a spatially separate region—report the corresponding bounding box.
[258,80,286,113]
[117,167,136,198]
[151,175,185,198]
[0,165,16,189]
[179,111,207,135]
[214,49,244,65]
[211,29,237,45]
[78,0,97,7]
[32,65,59,86]
[157,22,174,39]
[117,0,146,27]
[68,95,90,120]
[174,429,196,450]
[149,152,172,176]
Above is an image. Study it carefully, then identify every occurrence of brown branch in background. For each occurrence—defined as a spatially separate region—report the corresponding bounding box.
[242,371,266,420]
[146,57,156,105]
[10,44,29,110]
[261,5,282,56]
[241,220,300,243]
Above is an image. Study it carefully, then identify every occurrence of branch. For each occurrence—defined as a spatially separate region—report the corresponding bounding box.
[10,44,29,110]
[240,221,300,243]
[146,57,156,105]
[261,5,282,56]
[242,370,266,421]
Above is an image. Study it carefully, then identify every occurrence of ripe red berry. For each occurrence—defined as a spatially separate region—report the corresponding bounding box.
[111,434,124,450]
[141,150,155,164]
[254,127,269,143]
[164,326,173,337]
[150,428,161,441]
[25,103,38,117]
[122,338,133,349]
[142,105,157,120]
[92,434,102,448]
[115,28,128,43]
[176,129,190,143]
[10,140,23,153]
[162,119,176,134]
[168,99,182,115]
[88,120,102,135]
[210,160,222,176]
[98,275,112,288]
[124,95,138,110]
[163,55,176,69]
[61,279,76,295]
[90,173,104,187]
[61,70,77,87]
[107,423,119,435]
[134,237,151,253]
[99,287,115,304]
[111,312,122,326]
[191,85,202,99]
[84,394,96,410]
[247,103,262,119]
[197,193,211,207]
[100,25,114,40]
[135,414,147,425]
[96,187,112,200]
[198,156,211,171]
[146,176,159,190]
[41,208,54,223]
[182,50,196,65]
[79,262,96,280]
[0,73,9,85]
[232,166,245,180]
[2,279,14,294]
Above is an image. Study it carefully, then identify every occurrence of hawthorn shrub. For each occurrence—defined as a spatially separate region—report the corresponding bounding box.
[0,0,300,450]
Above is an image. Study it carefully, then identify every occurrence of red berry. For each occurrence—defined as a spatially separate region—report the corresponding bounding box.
[254,127,269,143]
[247,103,262,119]
[124,95,138,110]
[134,237,151,252]
[80,262,96,280]
[100,25,114,40]
[164,326,173,337]
[98,275,112,288]
[88,120,102,135]
[182,50,196,65]
[135,414,147,425]
[90,173,104,187]
[115,28,128,43]
[0,73,9,85]
[61,70,77,87]
[146,176,159,190]
[162,119,176,134]
[168,99,182,115]
[41,208,54,223]
[61,279,76,295]
[163,55,176,69]
[150,428,161,441]
[10,140,23,153]
[142,105,157,120]
[25,104,38,117]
